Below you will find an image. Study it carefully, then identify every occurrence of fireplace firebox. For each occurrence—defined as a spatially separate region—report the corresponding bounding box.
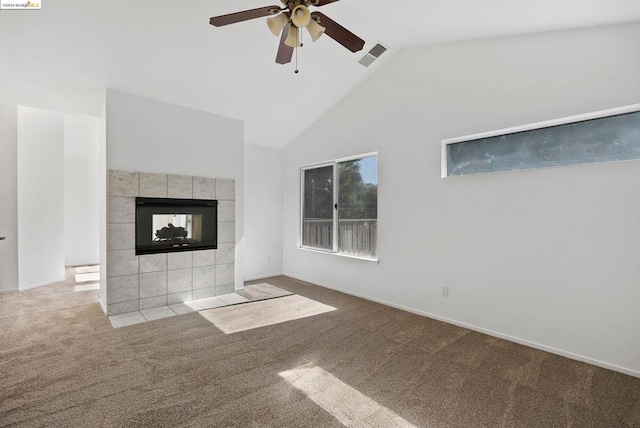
[135,197,218,255]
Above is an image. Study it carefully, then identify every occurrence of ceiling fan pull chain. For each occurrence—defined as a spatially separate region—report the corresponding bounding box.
[295,28,300,73]
[295,27,304,74]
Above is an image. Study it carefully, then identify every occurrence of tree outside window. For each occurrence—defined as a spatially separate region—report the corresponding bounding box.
[302,154,377,259]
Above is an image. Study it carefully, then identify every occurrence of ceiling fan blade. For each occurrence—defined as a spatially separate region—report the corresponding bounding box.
[311,12,364,53]
[310,0,341,6]
[210,5,281,27]
[276,25,294,64]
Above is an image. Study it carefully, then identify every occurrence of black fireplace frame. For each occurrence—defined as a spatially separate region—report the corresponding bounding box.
[135,197,218,255]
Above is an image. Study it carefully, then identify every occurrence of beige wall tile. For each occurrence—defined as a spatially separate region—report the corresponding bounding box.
[193,286,215,300]
[168,175,193,198]
[193,249,215,267]
[140,173,168,197]
[108,197,135,224]
[139,295,167,310]
[217,200,235,222]
[140,271,167,298]
[107,275,138,304]
[218,222,235,244]
[215,243,235,265]
[216,178,235,200]
[215,262,234,286]
[107,300,139,316]
[139,253,167,273]
[193,266,214,289]
[168,251,193,270]
[108,223,135,251]
[168,291,192,305]
[108,170,139,197]
[214,284,234,296]
[193,177,216,199]
[168,268,192,294]
[107,250,138,277]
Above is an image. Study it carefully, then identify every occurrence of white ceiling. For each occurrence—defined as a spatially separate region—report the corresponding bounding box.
[1,0,639,148]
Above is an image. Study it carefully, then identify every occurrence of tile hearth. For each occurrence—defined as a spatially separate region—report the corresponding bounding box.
[107,283,293,328]
[108,293,248,328]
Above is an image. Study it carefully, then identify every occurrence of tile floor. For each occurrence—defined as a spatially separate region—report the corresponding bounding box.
[69,264,292,329]
[107,293,251,328]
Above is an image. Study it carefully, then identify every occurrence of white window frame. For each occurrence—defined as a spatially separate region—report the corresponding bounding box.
[300,161,336,253]
[299,152,378,261]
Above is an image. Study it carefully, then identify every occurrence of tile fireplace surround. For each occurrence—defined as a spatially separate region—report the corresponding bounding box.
[107,170,235,316]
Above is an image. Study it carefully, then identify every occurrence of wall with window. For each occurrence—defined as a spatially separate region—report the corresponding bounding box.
[282,23,640,375]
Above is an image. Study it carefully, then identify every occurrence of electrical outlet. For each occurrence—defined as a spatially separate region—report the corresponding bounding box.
[441,286,449,297]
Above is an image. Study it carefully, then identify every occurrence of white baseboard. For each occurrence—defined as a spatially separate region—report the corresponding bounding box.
[66,260,100,268]
[19,277,65,291]
[284,272,640,379]
[244,272,284,282]
[99,295,107,315]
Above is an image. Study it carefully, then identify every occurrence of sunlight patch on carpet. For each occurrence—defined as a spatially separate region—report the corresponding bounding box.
[198,294,336,334]
[236,283,292,301]
[280,363,416,427]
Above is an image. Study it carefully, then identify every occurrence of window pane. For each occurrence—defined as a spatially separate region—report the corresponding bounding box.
[338,156,377,258]
[302,166,334,250]
[447,109,640,176]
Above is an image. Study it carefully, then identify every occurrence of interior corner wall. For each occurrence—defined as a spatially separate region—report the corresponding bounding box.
[64,114,100,267]
[244,144,284,280]
[98,94,108,314]
[282,23,640,376]
[17,106,66,290]
[0,103,19,291]
[105,89,245,289]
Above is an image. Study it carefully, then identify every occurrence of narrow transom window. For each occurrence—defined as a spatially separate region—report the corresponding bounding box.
[442,105,640,177]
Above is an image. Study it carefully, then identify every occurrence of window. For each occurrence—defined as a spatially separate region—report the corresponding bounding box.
[442,105,640,177]
[301,154,378,259]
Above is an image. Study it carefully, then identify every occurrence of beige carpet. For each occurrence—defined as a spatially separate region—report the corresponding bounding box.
[0,271,638,427]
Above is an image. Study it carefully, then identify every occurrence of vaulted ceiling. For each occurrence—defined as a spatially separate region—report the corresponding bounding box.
[1,0,639,147]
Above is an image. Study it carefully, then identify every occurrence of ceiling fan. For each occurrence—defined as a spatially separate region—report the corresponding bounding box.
[209,0,365,67]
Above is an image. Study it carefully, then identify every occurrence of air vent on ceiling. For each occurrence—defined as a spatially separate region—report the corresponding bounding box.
[358,43,388,67]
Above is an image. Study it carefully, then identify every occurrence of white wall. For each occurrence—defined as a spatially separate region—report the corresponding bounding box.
[282,23,640,376]
[0,103,19,291]
[99,95,108,313]
[106,89,245,289]
[244,144,284,280]
[64,114,100,266]
[17,106,66,290]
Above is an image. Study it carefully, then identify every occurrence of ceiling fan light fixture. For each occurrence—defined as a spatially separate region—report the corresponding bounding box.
[284,24,301,47]
[306,18,325,42]
[290,5,311,28]
[267,12,289,36]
